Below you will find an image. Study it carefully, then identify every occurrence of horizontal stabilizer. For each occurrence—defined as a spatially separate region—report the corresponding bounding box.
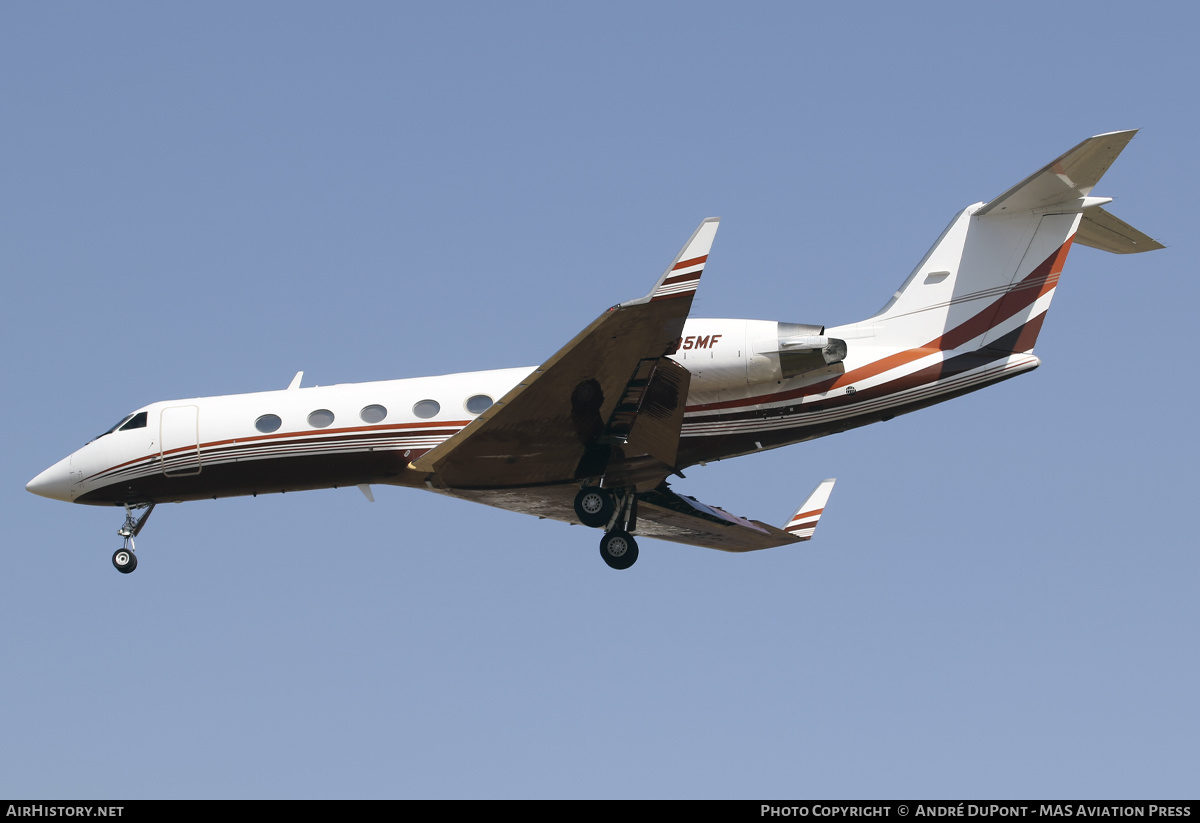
[977,130,1138,215]
[1076,206,1164,254]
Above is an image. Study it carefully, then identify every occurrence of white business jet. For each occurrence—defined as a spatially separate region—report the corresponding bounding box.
[27,131,1161,573]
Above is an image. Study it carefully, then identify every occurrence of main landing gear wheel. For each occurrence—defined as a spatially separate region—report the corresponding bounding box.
[112,548,138,574]
[574,486,615,529]
[599,530,639,570]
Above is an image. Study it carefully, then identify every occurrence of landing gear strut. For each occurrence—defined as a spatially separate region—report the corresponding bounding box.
[112,503,154,574]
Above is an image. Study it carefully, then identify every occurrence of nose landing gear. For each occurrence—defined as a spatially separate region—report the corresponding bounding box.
[112,503,154,574]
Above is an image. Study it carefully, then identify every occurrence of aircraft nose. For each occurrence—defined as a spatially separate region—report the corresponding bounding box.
[26,456,75,502]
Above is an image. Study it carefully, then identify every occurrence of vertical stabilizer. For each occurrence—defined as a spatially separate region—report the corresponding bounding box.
[869,131,1159,355]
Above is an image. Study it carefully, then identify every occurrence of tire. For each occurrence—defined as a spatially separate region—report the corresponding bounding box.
[574,487,615,529]
[112,548,138,574]
[599,530,639,570]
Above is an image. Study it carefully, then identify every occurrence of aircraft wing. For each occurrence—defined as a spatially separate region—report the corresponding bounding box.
[634,478,836,552]
[441,477,837,553]
[409,218,719,489]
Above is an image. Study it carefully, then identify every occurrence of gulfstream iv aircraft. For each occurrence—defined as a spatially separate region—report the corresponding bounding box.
[27,131,1161,573]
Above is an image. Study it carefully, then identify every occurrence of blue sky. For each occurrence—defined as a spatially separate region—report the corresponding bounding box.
[4,2,1196,799]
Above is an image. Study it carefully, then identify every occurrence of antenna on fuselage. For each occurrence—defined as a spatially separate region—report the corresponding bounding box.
[287,371,304,390]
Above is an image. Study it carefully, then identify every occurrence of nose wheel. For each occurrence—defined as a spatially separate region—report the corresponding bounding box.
[112,547,138,574]
[112,503,154,574]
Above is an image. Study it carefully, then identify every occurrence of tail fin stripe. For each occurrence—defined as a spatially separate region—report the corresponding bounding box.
[981,311,1048,355]
[930,237,1072,352]
[684,240,1072,414]
[883,279,1047,322]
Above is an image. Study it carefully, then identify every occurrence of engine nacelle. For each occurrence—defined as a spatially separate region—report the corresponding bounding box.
[748,321,848,384]
[670,318,850,402]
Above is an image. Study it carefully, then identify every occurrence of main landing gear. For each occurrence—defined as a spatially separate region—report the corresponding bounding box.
[574,485,640,570]
[112,503,154,574]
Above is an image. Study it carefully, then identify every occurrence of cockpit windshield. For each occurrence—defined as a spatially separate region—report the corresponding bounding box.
[92,411,148,442]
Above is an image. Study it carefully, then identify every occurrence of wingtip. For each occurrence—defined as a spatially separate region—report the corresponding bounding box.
[783,478,837,541]
[643,218,720,303]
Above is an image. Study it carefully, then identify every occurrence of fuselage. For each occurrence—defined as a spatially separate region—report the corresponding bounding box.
[27,315,1038,508]
[23,133,1162,577]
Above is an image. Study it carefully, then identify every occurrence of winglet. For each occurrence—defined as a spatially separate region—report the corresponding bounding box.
[634,217,719,304]
[783,479,836,541]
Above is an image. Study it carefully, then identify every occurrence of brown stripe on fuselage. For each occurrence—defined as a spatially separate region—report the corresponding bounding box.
[85,420,470,483]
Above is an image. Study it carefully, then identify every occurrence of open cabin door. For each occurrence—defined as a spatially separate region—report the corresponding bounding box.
[160,405,201,476]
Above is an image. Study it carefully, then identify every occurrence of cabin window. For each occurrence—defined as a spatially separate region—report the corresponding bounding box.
[413,400,440,419]
[255,414,282,433]
[360,404,387,424]
[466,394,493,414]
[308,409,335,428]
[118,411,148,431]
